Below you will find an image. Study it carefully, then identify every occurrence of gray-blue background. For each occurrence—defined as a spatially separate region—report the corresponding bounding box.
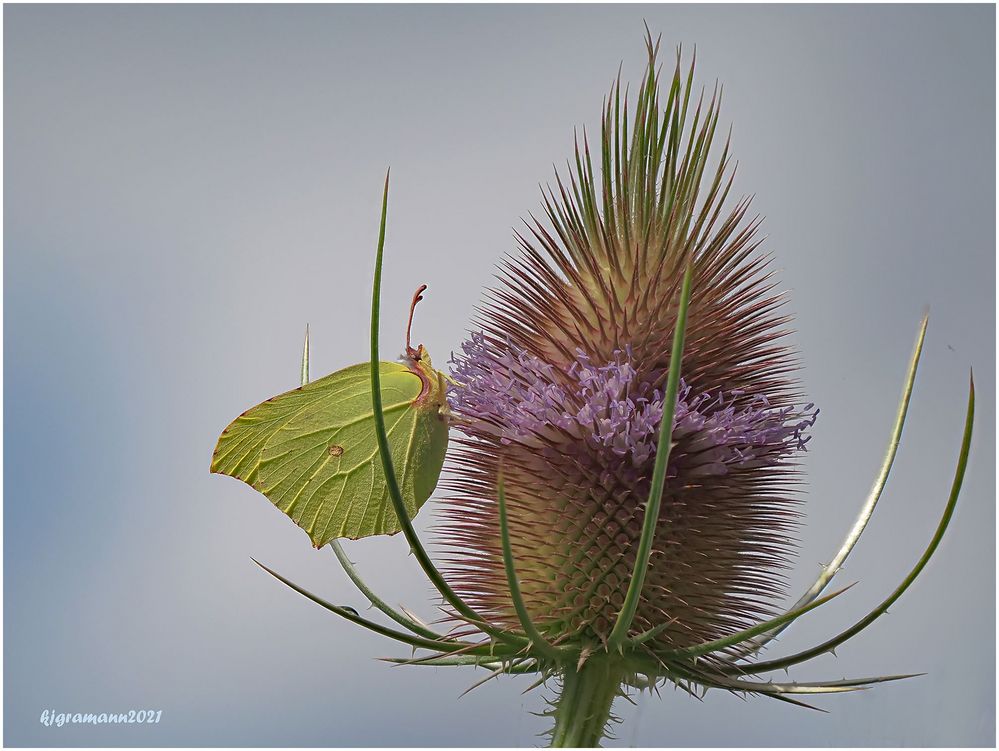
[4,4,995,747]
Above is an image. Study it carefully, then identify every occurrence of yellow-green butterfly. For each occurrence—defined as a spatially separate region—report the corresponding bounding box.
[211,286,450,547]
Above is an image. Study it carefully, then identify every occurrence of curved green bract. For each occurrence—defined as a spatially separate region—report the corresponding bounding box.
[608,261,693,650]
[211,360,448,545]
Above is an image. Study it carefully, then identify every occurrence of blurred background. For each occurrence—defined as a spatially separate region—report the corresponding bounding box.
[4,4,994,746]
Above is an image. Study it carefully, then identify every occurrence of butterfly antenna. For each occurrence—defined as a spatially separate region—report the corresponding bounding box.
[406,284,428,359]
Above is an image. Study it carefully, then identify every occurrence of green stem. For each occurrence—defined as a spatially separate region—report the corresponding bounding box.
[550,657,623,748]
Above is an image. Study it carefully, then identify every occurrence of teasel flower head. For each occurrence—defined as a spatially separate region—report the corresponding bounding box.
[440,35,819,653]
[251,32,974,748]
[428,33,969,727]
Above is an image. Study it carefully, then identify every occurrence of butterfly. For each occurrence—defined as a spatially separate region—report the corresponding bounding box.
[211,286,450,547]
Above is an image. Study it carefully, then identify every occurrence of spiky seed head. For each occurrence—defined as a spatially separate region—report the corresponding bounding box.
[438,37,818,654]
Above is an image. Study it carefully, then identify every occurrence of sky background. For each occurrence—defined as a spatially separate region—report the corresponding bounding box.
[4,4,995,747]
